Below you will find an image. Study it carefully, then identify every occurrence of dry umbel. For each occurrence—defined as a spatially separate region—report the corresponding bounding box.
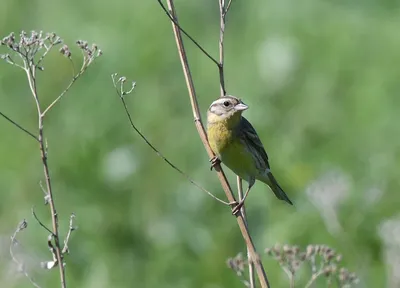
[228,244,359,288]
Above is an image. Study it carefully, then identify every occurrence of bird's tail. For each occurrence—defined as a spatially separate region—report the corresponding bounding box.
[266,171,293,205]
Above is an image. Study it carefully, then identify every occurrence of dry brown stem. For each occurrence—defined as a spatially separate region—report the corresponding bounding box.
[217,0,257,285]
[218,0,227,96]
[1,31,100,288]
[237,177,256,288]
[164,1,270,287]
[111,74,229,205]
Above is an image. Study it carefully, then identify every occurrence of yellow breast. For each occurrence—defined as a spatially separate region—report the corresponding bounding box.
[207,120,234,156]
[207,119,257,181]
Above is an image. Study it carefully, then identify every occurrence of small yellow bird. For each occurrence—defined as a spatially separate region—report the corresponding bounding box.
[207,95,293,213]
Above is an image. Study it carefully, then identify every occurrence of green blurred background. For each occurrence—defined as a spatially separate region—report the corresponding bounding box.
[1,0,400,287]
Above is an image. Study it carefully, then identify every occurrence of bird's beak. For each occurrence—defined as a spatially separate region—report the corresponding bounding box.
[234,103,249,111]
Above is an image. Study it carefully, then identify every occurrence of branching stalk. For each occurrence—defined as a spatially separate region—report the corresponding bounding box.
[164,1,270,287]
[1,31,101,288]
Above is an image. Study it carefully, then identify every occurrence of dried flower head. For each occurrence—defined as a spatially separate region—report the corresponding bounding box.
[260,244,359,287]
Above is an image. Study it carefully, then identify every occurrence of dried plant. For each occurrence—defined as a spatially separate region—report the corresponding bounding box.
[158,0,268,286]
[0,31,100,288]
[9,220,40,288]
[228,244,359,287]
[227,253,253,288]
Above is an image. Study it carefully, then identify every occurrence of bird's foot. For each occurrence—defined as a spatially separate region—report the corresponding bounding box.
[209,156,221,171]
[230,200,244,216]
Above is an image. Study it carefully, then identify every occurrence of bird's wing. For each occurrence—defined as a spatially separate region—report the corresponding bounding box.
[238,117,271,170]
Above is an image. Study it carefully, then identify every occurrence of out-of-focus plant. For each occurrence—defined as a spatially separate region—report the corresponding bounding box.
[228,244,359,288]
[0,31,101,288]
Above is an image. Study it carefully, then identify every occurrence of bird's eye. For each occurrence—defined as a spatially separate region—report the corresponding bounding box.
[223,101,230,107]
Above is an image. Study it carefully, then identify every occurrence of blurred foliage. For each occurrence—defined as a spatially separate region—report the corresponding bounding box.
[1,0,400,287]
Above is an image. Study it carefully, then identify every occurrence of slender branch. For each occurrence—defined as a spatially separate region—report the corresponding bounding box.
[305,254,325,288]
[219,0,255,285]
[157,0,219,66]
[0,110,38,141]
[32,207,54,235]
[218,0,227,97]
[279,264,295,288]
[62,213,76,255]
[0,53,25,69]
[305,270,324,288]
[25,62,67,288]
[111,74,229,206]
[42,59,86,117]
[37,37,61,67]
[225,0,233,17]
[164,1,270,287]
[237,176,255,288]
[10,220,42,288]
[25,61,42,117]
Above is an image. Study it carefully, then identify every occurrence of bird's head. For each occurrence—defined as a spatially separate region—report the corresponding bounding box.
[207,95,248,125]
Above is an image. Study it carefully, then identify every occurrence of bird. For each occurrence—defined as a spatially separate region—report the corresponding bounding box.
[206,95,293,214]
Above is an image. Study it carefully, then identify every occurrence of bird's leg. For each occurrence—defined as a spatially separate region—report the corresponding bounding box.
[209,156,221,171]
[231,183,253,216]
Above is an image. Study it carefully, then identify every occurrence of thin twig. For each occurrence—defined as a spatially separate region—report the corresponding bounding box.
[42,59,86,117]
[0,110,39,141]
[305,270,324,288]
[225,0,233,17]
[305,256,325,288]
[218,0,227,96]
[36,38,61,67]
[218,0,255,285]
[62,213,76,255]
[10,220,42,288]
[157,0,219,66]
[164,1,270,287]
[39,181,51,205]
[237,176,255,288]
[111,74,229,206]
[32,207,54,235]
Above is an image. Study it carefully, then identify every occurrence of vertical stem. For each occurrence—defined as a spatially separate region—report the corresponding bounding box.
[289,274,295,288]
[237,176,256,288]
[165,1,270,287]
[38,118,66,288]
[218,0,226,97]
[220,0,255,286]
[25,63,66,288]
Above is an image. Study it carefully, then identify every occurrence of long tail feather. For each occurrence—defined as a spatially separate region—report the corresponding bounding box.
[267,172,293,205]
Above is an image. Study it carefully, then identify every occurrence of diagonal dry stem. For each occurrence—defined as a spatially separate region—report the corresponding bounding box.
[164,1,270,287]
[225,0,233,17]
[157,0,219,66]
[111,74,230,206]
[0,110,39,141]
[42,59,86,116]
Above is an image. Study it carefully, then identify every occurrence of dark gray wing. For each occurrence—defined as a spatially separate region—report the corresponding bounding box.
[237,117,270,169]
